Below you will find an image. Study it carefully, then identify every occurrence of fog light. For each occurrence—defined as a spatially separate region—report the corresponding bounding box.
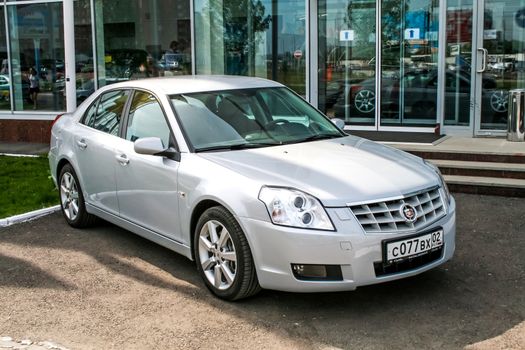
[291,264,343,281]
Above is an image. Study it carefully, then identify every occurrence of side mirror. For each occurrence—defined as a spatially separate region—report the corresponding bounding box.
[134,137,181,161]
[134,137,165,155]
[331,118,345,129]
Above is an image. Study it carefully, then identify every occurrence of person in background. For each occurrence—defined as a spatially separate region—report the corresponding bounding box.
[29,67,39,109]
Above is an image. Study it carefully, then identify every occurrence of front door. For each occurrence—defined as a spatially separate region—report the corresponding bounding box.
[116,90,182,242]
[474,0,525,135]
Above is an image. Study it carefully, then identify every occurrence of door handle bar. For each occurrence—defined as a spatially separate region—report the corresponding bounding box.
[115,154,130,165]
[76,139,87,149]
[477,48,488,73]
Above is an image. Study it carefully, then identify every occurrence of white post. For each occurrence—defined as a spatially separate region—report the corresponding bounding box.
[63,0,76,112]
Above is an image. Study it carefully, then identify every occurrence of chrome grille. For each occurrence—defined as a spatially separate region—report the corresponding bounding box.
[349,187,445,233]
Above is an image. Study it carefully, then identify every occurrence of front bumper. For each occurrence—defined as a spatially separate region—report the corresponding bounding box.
[239,197,456,292]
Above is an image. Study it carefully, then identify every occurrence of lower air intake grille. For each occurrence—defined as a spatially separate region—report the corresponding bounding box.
[374,246,443,277]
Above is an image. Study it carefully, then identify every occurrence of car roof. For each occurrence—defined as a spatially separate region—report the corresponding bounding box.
[102,75,284,95]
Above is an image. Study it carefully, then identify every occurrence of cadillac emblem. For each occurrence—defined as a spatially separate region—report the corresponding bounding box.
[400,204,417,223]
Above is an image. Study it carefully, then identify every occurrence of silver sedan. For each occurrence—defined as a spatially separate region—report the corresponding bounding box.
[49,76,456,300]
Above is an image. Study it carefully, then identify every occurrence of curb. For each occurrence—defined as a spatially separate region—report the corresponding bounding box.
[0,205,61,228]
[0,153,41,157]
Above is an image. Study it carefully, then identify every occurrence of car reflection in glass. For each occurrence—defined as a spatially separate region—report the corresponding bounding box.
[333,69,508,125]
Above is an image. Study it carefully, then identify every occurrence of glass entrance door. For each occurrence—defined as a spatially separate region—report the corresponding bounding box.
[379,0,440,127]
[475,0,525,133]
[318,0,440,130]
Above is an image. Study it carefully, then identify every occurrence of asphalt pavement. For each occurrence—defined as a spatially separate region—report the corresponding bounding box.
[0,193,523,349]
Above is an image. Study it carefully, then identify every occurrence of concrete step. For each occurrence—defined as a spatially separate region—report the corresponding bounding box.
[444,175,525,197]
[407,150,525,164]
[430,159,525,180]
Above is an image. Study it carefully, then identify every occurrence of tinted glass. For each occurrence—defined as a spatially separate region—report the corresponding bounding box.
[7,2,65,111]
[170,87,343,151]
[479,0,525,130]
[82,101,97,127]
[0,6,7,111]
[94,0,191,88]
[90,90,129,135]
[194,0,306,96]
[318,0,376,124]
[126,91,171,147]
[380,0,440,126]
[75,0,95,106]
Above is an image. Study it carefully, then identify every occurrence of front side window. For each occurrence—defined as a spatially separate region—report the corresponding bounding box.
[84,89,129,135]
[126,91,171,148]
[170,87,344,151]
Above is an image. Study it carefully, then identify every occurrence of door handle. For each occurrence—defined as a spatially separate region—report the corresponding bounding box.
[477,48,488,73]
[76,139,87,150]
[115,154,130,166]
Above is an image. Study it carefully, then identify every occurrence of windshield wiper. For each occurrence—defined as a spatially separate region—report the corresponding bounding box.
[195,142,281,152]
[285,133,342,144]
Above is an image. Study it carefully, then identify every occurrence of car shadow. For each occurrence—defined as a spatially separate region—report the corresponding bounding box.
[0,252,74,290]
[0,193,523,349]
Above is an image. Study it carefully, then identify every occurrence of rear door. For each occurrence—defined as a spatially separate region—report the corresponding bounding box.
[74,89,130,215]
[115,90,182,241]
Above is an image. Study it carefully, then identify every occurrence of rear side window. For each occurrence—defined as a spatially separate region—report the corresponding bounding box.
[125,91,171,148]
[83,89,130,136]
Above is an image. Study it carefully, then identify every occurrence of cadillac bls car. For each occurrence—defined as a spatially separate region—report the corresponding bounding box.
[49,76,455,300]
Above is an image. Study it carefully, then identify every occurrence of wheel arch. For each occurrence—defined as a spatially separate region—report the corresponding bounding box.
[56,157,72,180]
[189,199,223,260]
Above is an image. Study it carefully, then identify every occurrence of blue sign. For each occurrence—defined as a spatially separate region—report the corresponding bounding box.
[404,28,420,40]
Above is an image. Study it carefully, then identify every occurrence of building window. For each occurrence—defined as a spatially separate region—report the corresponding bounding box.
[93,0,192,90]
[7,2,66,111]
[194,0,307,96]
[75,0,95,107]
[0,6,8,111]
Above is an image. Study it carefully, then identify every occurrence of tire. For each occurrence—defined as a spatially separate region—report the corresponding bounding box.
[58,164,98,228]
[194,206,260,300]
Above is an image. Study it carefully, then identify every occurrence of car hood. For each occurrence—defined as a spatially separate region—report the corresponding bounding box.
[198,135,439,207]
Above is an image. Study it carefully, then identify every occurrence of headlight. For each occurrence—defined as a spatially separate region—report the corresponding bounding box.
[424,160,451,204]
[258,186,335,231]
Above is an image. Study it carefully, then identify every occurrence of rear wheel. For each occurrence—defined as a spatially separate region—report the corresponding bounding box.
[194,206,260,300]
[59,164,98,228]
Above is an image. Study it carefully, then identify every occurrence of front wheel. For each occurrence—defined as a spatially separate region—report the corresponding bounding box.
[58,164,98,228]
[194,206,260,300]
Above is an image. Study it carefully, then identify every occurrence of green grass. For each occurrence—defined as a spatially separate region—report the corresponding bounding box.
[0,155,58,219]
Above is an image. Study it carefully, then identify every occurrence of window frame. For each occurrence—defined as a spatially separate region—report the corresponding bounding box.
[80,88,131,138]
[121,88,179,152]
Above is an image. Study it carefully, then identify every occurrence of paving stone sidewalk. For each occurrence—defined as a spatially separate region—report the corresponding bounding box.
[0,337,69,350]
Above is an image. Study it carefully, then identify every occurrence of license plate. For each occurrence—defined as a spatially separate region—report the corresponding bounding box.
[385,230,443,263]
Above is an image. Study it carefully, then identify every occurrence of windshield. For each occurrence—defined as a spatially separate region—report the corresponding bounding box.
[170,87,344,151]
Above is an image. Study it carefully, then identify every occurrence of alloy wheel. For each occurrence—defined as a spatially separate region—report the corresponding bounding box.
[60,172,80,221]
[490,90,508,113]
[198,220,237,290]
[354,89,375,113]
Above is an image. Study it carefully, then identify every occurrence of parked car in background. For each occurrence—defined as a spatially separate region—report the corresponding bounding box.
[49,76,455,300]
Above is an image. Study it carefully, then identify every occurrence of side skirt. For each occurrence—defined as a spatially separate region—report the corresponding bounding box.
[86,203,193,260]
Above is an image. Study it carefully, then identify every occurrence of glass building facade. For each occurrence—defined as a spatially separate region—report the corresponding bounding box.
[1,0,524,141]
